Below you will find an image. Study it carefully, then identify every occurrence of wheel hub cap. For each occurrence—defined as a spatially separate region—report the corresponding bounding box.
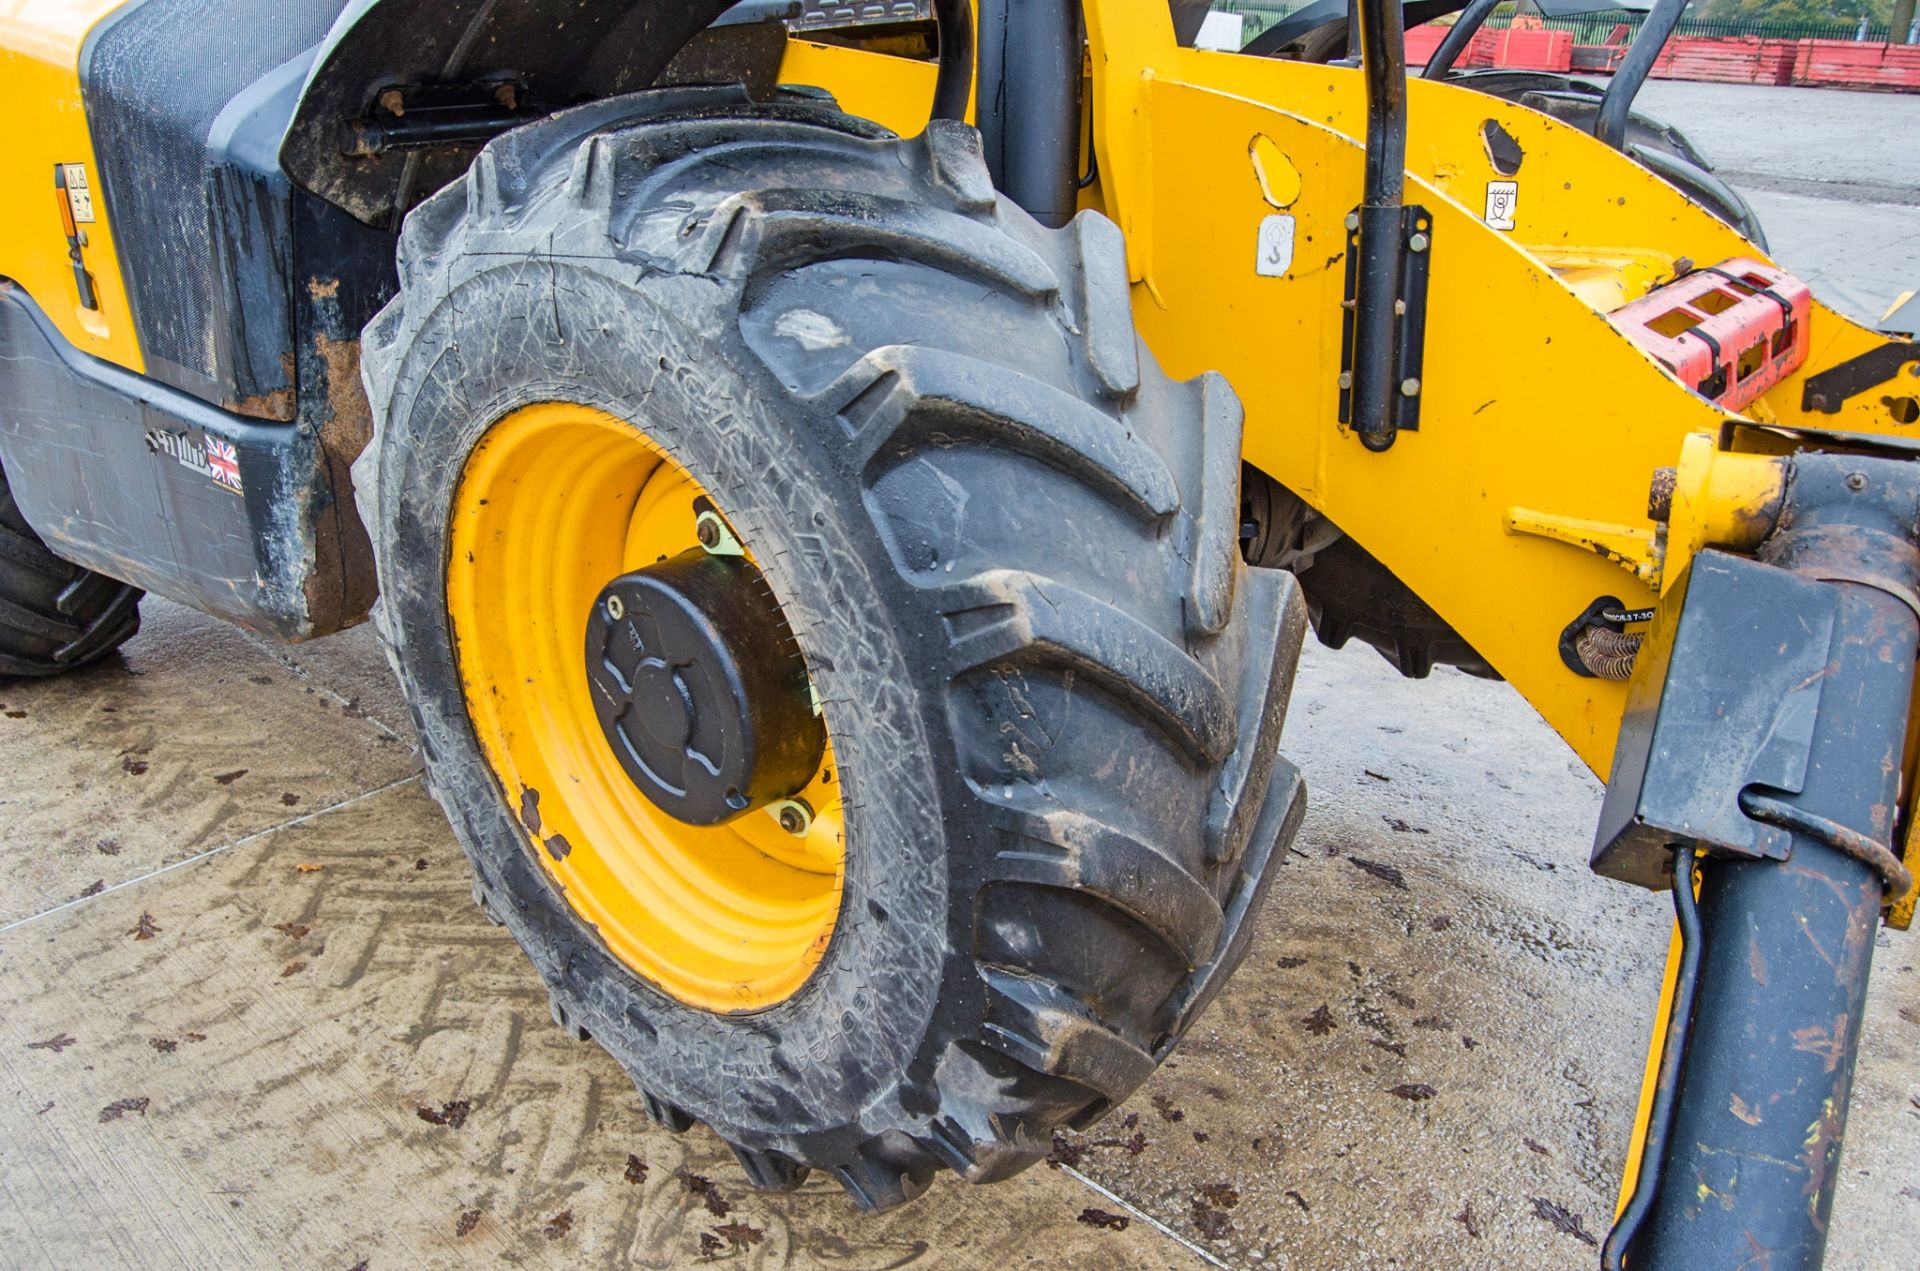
[586,551,825,826]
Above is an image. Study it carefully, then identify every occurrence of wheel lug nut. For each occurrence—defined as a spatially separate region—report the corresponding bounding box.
[773,799,812,836]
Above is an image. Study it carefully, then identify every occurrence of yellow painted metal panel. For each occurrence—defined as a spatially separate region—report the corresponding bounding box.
[779,38,939,130]
[775,24,1916,778]
[0,0,142,371]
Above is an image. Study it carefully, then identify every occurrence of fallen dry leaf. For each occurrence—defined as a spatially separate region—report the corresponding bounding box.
[1531,1197,1598,1247]
[1390,1083,1439,1102]
[1301,1004,1338,1036]
[544,1210,573,1241]
[1197,1182,1240,1209]
[624,1153,649,1184]
[99,1097,150,1123]
[417,1099,472,1129]
[455,1209,481,1238]
[26,1034,76,1053]
[674,1167,734,1218]
[1348,856,1409,889]
[129,913,161,940]
[295,863,324,874]
[1077,1208,1131,1231]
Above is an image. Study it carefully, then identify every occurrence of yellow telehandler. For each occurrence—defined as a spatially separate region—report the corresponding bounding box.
[2,1,1915,1264]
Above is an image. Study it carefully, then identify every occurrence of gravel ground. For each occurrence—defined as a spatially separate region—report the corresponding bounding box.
[1,79,1916,1271]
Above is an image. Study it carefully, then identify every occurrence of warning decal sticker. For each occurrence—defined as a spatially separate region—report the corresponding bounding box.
[1484,181,1518,232]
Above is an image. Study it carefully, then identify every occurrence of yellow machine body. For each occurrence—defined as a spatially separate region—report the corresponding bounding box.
[0,0,141,369]
[780,7,1912,784]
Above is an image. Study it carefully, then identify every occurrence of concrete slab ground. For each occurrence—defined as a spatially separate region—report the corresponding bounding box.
[3,80,1918,1271]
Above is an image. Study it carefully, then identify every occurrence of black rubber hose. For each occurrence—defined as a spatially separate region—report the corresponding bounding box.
[1421,0,1499,79]
[1597,0,1689,150]
[1601,848,1703,1271]
[931,0,976,122]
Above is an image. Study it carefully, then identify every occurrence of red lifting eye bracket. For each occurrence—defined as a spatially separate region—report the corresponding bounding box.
[51,164,99,312]
[1608,257,1810,412]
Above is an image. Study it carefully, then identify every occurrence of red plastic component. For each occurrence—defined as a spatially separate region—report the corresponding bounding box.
[1607,259,1812,412]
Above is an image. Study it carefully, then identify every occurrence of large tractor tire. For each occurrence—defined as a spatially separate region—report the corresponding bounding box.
[0,460,142,678]
[356,88,1307,1207]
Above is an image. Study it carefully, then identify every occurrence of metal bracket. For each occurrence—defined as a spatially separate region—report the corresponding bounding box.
[1592,550,1839,890]
[1338,204,1431,435]
[339,80,533,158]
[1800,339,1920,414]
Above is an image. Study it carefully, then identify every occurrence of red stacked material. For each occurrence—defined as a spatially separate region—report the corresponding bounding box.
[1790,39,1920,92]
[1406,23,1449,63]
[1650,36,1796,85]
[1489,26,1573,71]
[1460,29,1499,67]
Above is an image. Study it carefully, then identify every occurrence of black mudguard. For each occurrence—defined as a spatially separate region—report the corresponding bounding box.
[0,285,372,641]
[281,0,742,225]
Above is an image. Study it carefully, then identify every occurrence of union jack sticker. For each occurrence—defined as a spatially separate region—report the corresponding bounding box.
[207,437,244,495]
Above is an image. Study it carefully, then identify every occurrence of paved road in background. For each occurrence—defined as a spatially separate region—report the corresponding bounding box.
[2,82,1916,1271]
[1636,79,1920,325]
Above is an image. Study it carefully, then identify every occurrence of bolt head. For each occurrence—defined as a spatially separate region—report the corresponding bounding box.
[775,799,812,835]
[696,517,722,550]
[1846,471,1868,492]
[1337,371,1353,390]
[605,595,625,621]
[1409,232,1430,252]
[1400,377,1422,397]
[1344,213,1359,232]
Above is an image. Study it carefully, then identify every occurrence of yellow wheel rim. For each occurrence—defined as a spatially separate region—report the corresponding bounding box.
[447,402,844,1012]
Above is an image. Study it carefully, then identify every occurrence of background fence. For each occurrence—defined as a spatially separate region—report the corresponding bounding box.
[1212,2,1908,44]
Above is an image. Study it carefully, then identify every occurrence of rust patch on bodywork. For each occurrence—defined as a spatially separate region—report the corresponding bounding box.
[295,274,380,636]
[226,353,298,422]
